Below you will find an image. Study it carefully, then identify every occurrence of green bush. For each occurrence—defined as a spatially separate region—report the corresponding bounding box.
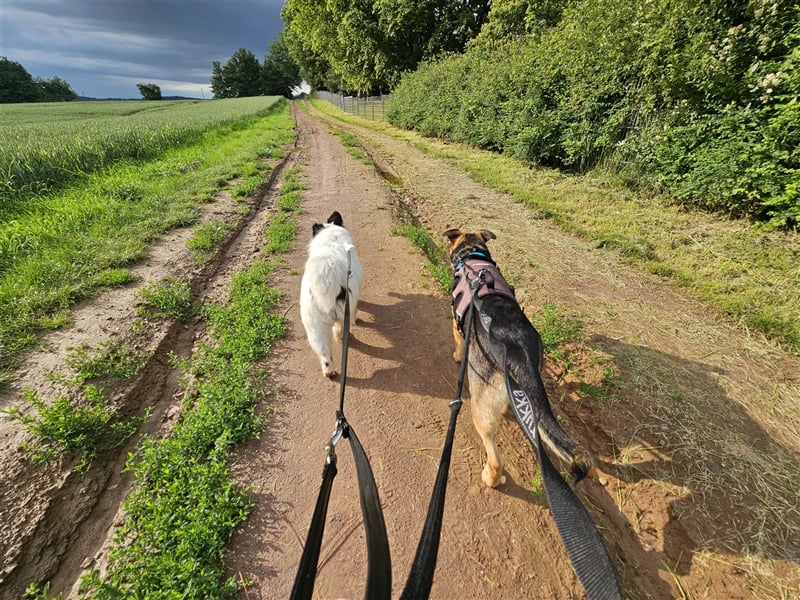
[386,0,800,227]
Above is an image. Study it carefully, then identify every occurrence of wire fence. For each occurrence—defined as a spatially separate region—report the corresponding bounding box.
[315,91,390,121]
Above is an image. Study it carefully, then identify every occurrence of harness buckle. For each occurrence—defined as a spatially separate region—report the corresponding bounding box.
[472,269,486,294]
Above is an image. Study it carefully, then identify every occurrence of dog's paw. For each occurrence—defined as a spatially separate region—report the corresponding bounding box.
[321,359,337,379]
[482,464,506,488]
[571,452,597,483]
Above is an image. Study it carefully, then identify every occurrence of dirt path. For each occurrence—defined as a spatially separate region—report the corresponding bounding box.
[1,100,798,599]
[223,104,600,600]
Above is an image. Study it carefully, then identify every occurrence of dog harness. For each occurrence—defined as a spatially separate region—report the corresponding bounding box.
[451,253,515,336]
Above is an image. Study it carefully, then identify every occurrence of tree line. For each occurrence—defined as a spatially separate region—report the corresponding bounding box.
[3,0,796,226]
[0,33,300,104]
[211,35,300,99]
[280,0,799,228]
[0,57,78,103]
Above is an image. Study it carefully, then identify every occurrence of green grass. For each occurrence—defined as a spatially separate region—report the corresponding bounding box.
[263,212,297,254]
[310,97,800,355]
[3,337,154,473]
[65,341,154,383]
[94,268,136,288]
[276,168,306,213]
[0,100,295,374]
[4,385,146,473]
[0,98,283,207]
[187,220,231,261]
[391,223,453,292]
[428,146,800,355]
[79,257,287,599]
[75,160,304,599]
[9,99,302,598]
[136,278,195,321]
[532,303,584,368]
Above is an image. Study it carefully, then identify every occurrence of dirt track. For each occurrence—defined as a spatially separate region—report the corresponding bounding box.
[1,100,799,599]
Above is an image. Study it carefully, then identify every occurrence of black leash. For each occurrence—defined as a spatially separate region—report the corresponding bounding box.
[400,278,480,600]
[475,283,622,600]
[291,253,391,600]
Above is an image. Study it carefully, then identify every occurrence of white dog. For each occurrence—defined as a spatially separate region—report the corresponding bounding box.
[299,211,363,378]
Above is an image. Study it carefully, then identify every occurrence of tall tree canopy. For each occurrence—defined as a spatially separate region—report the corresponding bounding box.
[136,83,162,100]
[211,48,264,99]
[262,33,302,98]
[281,0,491,93]
[212,44,300,99]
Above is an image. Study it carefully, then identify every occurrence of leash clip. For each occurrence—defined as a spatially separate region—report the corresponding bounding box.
[326,417,346,464]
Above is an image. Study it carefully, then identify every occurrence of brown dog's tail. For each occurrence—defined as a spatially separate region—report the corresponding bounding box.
[494,320,596,483]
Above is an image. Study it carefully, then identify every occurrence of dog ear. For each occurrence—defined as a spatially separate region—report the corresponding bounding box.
[478,229,496,242]
[312,223,324,237]
[328,211,343,226]
[443,228,463,241]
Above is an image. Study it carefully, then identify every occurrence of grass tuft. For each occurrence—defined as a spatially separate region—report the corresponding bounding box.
[263,213,296,254]
[391,223,453,293]
[136,278,195,321]
[4,386,146,473]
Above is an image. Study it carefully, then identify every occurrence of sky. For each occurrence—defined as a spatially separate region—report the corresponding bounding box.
[0,0,287,99]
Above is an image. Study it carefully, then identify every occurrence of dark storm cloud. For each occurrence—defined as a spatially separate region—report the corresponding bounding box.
[0,0,285,98]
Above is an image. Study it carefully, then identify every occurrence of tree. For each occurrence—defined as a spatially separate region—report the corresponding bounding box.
[281,0,491,93]
[211,48,262,98]
[210,61,230,98]
[262,33,302,98]
[0,57,40,103]
[0,57,78,103]
[37,76,78,102]
[137,83,162,100]
[471,0,566,44]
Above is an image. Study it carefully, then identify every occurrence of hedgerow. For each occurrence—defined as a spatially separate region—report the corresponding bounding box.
[386,0,799,227]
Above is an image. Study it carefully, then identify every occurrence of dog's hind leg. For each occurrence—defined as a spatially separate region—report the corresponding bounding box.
[469,373,508,487]
[452,320,465,363]
[303,319,336,379]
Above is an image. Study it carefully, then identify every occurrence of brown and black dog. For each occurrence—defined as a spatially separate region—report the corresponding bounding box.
[444,228,595,488]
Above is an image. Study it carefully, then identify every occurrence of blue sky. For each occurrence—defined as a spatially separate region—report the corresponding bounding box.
[0,0,286,99]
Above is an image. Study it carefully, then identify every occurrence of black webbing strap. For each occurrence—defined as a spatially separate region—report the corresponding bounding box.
[290,457,337,600]
[400,295,477,600]
[476,298,621,600]
[344,424,392,598]
[290,252,391,600]
[503,364,621,600]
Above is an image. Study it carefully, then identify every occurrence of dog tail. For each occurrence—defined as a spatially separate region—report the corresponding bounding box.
[505,333,596,483]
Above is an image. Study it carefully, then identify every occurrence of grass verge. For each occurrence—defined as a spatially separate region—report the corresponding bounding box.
[390,223,452,293]
[77,258,287,599]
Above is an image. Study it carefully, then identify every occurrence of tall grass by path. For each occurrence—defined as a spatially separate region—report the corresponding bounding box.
[309,97,800,355]
[0,98,283,209]
[0,99,295,377]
